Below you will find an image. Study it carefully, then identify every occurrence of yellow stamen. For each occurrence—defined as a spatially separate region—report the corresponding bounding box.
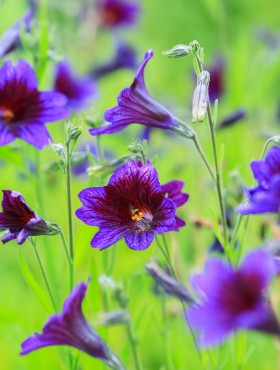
[131,210,144,221]
[0,108,14,124]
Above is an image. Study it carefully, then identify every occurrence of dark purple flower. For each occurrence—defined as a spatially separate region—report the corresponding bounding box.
[162,180,189,230]
[90,42,137,79]
[89,50,179,136]
[54,61,97,111]
[0,9,34,59]
[21,281,124,369]
[97,0,139,29]
[218,109,246,129]
[186,249,279,348]
[0,59,69,149]
[76,160,179,250]
[0,190,50,244]
[236,146,280,214]
[207,57,225,103]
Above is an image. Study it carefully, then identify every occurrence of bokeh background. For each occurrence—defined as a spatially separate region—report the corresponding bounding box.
[1,0,280,369]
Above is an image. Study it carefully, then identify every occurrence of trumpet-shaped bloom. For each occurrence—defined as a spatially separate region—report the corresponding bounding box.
[0,190,50,244]
[98,0,139,29]
[186,249,279,348]
[89,50,179,136]
[76,160,182,250]
[21,282,124,369]
[237,146,280,214]
[54,61,97,111]
[0,60,69,149]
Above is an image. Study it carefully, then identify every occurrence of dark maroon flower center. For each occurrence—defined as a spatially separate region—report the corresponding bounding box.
[129,205,153,230]
[0,107,15,124]
[101,4,125,26]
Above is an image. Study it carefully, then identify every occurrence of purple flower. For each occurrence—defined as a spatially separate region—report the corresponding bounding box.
[0,60,69,149]
[0,190,50,244]
[186,249,279,348]
[0,9,34,59]
[54,61,97,111]
[89,50,179,136]
[76,160,180,250]
[162,180,189,230]
[207,57,225,103]
[98,0,139,29]
[218,109,246,129]
[90,42,137,79]
[21,281,124,369]
[236,146,280,214]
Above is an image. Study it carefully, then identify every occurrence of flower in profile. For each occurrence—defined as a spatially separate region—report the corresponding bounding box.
[76,160,180,250]
[186,249,279,348]
[90,42,137,79]
[97,0,139,29]
[0,60,69,149]
[89,50,179,136]
[0,9,35,59]
[236,146,280,214]
[162,180,189,230]
[54,60,97,111]
[0,190,50,244]
[21,281,124,369]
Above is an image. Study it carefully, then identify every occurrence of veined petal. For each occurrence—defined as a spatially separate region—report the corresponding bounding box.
[124,229,154,250]
[90,227,126,250]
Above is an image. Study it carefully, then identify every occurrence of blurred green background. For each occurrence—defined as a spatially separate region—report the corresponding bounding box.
[0,0,280,369]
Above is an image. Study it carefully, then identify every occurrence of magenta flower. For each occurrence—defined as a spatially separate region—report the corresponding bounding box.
[76,160,182,250]
[186,249,279,348]
[98,0,139,29]
[0,60,69,149]
[89,50,179,136]
[54,60,97,111]
[21,281,124,369]
[237,146,280,214]
[0,190,50,244]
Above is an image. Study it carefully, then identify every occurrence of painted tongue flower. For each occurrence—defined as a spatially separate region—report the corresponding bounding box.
[186,249,279,348]
[89,50,179,136]
[21,281,124,370]
[0,190,50,244]
[0,59,69,149]
[54,60,97,111]
[76,160,182,250]
[236,146,280,214]
[97,0,139,29]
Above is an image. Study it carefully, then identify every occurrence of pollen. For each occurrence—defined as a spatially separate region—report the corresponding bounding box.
[0,108,14,124]
[131,210,144,221]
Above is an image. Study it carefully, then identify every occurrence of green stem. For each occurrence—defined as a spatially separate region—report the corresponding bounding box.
[66,141,74,287]
[59,231,73,291]
[194,55,230,259]
[160,292,171,370]
[125,319,142,370]
[29,238,57,312]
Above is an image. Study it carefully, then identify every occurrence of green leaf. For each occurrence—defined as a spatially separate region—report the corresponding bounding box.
[18,251,52,313]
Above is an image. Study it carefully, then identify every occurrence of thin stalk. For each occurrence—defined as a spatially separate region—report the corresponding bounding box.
[66,141,74,287]
[29,238,57,312]
[194,55,230,259]
[160,292,171,370]
[59,231,73,291]
[125,319,142,370]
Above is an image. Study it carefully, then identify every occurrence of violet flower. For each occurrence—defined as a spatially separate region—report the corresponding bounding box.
[76,160,183,250]
[186,249,280,348]
[97,0,139,29]
[0,190,50,244]
[0,9,34,59]
[89,50,179,136]
[54,61,97,111]
[0,60,69,149]
[237,146,280,214]
[21,281,124,370]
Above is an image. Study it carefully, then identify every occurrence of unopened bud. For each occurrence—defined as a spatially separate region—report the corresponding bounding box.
[127,139,144,154]
[189,40,200,54]
[94,310,129,327]
[66,121,83,142]
[46,222,61,236]
[163,44,191,58]
[192,70,210,123]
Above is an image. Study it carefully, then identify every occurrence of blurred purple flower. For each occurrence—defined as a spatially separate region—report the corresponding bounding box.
[0,190,50,244]
[186,249,279,348]
[97,0,139,29]
[54,61,97,111]
[0,60,69,149]
[89,50,179,136]
[21,281,124,369]
[76,160,181,250]
[237,146,280,214]
[207,57,225,103]
[218,109,246,129]
[162,180,189,230]
[90,42,137,79]
[0,9,34,59]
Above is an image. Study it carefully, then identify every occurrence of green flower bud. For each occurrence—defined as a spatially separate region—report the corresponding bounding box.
[163,44,191,58]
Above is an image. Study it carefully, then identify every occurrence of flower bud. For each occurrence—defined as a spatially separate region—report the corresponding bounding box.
[94,310,129,327]
[192,70,210,123]
[49,142,66,173]
[66,121,83,142]
[46,222,61,236]
[127,138,145,154]
[163,44,191,58]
